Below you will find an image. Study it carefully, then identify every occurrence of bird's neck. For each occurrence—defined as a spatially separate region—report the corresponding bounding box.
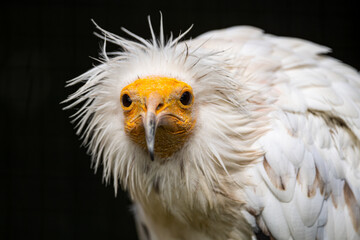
[128,156,254,240]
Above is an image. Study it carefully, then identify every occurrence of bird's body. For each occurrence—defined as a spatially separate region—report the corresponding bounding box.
[65,21,360,240]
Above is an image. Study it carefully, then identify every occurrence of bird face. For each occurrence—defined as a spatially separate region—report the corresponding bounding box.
[120,76,196,160]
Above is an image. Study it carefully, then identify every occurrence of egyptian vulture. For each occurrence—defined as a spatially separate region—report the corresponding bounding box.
[64,17,360,240]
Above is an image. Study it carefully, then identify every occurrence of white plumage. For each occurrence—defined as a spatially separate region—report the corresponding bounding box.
[65,18,360,240]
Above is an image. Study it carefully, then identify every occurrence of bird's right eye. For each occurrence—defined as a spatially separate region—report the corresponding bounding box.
[122,94,132,108]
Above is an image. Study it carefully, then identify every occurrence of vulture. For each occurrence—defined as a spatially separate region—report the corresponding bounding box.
[64,17,360,240]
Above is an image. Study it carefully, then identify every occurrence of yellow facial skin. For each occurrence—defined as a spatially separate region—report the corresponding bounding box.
[120,76,196,159]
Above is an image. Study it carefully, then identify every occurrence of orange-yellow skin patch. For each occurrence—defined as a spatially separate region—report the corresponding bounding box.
[120,76,196,158]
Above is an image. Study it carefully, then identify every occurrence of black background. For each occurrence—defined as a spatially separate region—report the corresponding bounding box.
[2,0,359,239]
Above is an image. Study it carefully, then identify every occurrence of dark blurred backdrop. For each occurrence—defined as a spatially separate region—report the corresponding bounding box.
[1,0,359,239]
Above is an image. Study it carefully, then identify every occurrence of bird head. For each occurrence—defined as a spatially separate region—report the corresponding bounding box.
[64,19,267,202]
[120,76,196,160]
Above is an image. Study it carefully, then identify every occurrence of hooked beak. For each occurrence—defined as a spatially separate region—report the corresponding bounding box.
[143,93,163,161]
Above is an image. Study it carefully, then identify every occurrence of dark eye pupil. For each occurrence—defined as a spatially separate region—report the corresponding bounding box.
[122,94,132,107]
[180,91,192,106]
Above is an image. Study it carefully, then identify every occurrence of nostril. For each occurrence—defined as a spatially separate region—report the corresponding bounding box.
[144,98,148,110]
[156,103,164,110]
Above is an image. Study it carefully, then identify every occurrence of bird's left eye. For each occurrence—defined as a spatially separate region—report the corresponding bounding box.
[180,91,193,106]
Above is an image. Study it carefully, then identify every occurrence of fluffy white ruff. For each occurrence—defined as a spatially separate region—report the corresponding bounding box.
[63,19,270,226]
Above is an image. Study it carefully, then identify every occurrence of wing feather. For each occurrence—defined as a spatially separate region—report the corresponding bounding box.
[191,26,360,239]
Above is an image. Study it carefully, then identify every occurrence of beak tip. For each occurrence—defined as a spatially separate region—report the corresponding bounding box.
[149,151,154,161]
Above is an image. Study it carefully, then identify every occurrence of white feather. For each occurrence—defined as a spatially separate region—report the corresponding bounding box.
[65,20,360,240]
